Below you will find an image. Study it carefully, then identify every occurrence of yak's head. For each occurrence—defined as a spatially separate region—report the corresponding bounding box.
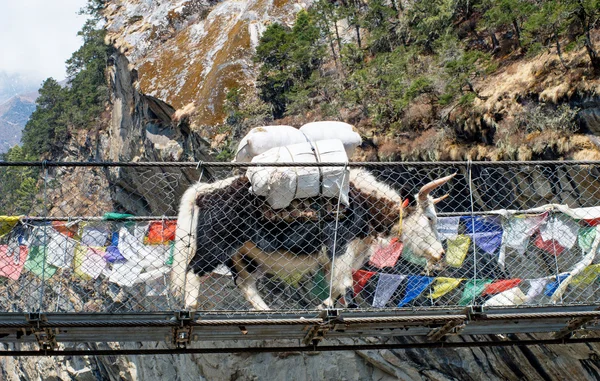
[398,173,455,270]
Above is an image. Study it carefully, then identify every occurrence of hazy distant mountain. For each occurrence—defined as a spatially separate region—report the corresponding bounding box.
[0,72,41,104]
[0,94,37,153]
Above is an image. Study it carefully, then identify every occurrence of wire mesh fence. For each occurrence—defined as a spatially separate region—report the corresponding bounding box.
[0,161,599,314]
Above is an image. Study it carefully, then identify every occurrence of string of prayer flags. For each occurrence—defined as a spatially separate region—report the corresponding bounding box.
[353,269,376,297]
[459,279,493,306]
[369,237,403,268]
[544,273,570,297]
[145,221,177,245]
[437,217,460,240]
[397,275,433,307]
[372,274,405,307]
[0,216,21,238]
[482,279,522,296]
[445,235,470,268]
[74,246,107,280]
[0,245,28,280]
[430,277,464,299]
[483,287,526,307]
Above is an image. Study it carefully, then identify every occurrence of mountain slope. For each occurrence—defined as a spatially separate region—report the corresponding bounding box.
[0,95,37,153]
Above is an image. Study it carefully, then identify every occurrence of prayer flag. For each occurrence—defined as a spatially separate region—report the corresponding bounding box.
[397,275,433,307]
[24,246,57,278]
[578,227,597,253]
[0,216,20,238]
[540,215,579,250]
[74,246,107,281]
[459,279,493,306]
[544,273,570,296]
[446,235,470,268]
[430,277,463,299]
[311,269,330,302]
[534,235,565,256]
[437,217,460,240]
[502,213,548,255]
[145,221,177,245]
[372,273,405,307]
[0,245,28,280]
[369,238,403,268]
[353,269,376,296]
[571,264,600,288]
[482,279,522,296]
[525,278,549,302]
[483,287,526,307]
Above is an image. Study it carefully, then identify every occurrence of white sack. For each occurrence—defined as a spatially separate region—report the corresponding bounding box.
[299,121,362,158]
[234,125,307,162]
[247,139,350,209]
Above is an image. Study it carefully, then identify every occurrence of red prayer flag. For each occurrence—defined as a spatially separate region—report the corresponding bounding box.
[482,279,522,296]
[52,221,78,238]
[146,221,177,244]
[369,237,403,268]
[534,235,565,256]
[0,245,29,280]
[584,218,600,227]
[352,269,376,296]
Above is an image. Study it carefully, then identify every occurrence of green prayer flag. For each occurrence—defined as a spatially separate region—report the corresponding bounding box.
[402,247,427,267]
[459,279,492,306]
[103,212,134,220]
[165,241,175,266]
[578,227,597,253]
[24,246,57,278]
[311,269,330,302]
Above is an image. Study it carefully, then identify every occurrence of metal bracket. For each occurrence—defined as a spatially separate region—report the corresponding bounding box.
[172,311,195,348]
[427,319,466,342]
[554,316,598,339]
[26,313,58,351]
[303,310,338,346]
[465,305,486,320]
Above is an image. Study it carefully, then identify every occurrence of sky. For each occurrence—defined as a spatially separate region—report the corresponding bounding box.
[0,0,89,84]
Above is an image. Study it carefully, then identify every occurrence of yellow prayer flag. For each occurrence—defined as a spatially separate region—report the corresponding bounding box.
[0,216,21,238]
[430,277,464,299]
[446,235,471,268]
[571,264,600,288]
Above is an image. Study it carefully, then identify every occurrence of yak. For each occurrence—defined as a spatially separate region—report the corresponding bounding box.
[171,168,455,310]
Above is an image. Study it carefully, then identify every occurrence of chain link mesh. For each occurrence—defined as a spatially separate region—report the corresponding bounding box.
[0,162,599,314]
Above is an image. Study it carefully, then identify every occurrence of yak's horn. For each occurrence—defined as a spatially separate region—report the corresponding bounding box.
[433,194,449,204]
[418,173,456,201]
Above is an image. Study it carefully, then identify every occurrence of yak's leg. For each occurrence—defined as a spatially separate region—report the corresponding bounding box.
[184,271,202,310]
[318,243,358,309]
[232,251,270,311]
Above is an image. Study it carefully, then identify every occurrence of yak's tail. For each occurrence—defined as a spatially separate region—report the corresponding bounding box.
[170,182,203,299]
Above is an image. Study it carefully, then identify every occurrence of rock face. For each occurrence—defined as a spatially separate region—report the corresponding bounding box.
[3,337,600,381]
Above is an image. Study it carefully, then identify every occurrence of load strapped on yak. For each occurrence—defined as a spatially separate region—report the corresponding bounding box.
[234,122,362,214]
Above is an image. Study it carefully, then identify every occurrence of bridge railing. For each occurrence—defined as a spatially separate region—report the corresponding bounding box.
[0,161,600,315]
